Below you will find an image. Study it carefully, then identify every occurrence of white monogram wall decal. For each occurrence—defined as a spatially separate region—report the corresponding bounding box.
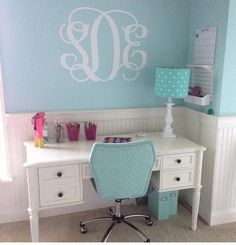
[59,7,148,82]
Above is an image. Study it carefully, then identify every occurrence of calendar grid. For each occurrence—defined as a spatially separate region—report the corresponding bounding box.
[193,26,217,65]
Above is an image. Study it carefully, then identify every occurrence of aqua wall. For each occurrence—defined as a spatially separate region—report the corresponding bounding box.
[219,0,236,116]
[0,0,190,113]
[186,0,229,116]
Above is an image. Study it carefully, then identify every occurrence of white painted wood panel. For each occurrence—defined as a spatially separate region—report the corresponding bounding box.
[162,153,195,170]
[39,165,77,182]
[161,169,195,189]
[40,185,81,207]
[209,119,236,225]
[181,109,218,224]
[181,109,236,226]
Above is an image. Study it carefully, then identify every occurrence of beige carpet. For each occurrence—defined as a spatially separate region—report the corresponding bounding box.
[1,204,236,242]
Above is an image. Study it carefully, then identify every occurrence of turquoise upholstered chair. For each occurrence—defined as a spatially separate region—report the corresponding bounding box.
[80,140,156,242]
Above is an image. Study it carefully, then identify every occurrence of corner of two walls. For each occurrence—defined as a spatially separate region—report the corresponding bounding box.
[181,108,218,225]
[210,117,236,225]
[182,109,236,227]
[181,108,236,226]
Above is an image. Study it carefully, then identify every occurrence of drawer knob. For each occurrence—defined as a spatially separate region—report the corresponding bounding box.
[176,159,181,164]
[176,177,181,182]
[58,192,63,198]
[57,172,63,177]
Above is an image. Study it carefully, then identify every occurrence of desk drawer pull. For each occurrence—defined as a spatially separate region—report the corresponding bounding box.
[39,165,76,183]
[58,192,63,198]
[162,170,194,189]
[57,172,63,177]
[39,185,81,207]
[162,153,195,170]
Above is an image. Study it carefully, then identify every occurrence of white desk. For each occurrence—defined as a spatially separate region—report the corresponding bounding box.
[24,132,206,242]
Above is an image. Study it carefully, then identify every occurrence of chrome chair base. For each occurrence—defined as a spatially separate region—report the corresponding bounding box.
[80,199,153,242]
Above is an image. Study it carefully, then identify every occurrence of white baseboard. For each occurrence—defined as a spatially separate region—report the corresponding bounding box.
[210,209,236,226]
[198,206,211,225]
[0,209,28,224]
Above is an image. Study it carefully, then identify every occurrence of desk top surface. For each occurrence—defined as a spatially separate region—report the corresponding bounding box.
[24,132,206,167]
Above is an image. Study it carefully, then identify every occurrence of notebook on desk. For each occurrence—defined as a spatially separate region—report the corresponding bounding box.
[103,136,132,143]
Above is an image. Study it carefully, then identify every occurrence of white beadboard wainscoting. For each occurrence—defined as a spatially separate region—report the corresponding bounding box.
[180,109,218,225]
[181,110,236,226]
[1,107,236,227]
[0,107,184,224]
[210,117,236,225]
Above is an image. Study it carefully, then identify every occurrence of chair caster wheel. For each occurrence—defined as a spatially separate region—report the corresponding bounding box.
[80,222,87,234]
[146,218,153,226]
[80,226,87,234]
[145,239,150,242]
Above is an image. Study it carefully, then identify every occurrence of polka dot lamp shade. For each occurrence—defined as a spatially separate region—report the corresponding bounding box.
[155,68,191,98]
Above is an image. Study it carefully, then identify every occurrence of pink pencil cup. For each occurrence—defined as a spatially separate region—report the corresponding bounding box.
[67,126,80,141]
[84,126,97,141]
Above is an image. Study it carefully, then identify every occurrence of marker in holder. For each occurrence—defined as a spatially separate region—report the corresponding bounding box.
[31,112,46,148]
[66,122,80,141]
[55,119,64,143]
[84,122,97,141]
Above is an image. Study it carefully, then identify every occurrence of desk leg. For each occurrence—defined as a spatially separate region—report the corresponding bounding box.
[28,208,39,242]
[191,187,201,230]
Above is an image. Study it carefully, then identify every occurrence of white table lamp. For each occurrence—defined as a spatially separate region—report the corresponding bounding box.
[155,68,191,138]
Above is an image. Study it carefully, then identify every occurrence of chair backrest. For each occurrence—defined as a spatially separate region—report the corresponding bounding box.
[89,140,156,200]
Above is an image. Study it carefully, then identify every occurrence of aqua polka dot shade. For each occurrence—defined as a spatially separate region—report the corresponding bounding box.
[155,68,191,99]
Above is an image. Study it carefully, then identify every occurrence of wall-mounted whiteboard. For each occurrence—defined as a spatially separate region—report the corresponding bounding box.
[193,26,217,65]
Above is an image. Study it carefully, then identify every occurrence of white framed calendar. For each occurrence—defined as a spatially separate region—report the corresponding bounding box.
[193,26,217,65]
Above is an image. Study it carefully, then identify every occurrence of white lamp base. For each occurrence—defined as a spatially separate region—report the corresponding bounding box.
[162,98,176,138]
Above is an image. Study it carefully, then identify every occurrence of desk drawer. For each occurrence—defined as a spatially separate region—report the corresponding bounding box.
[40,185,81,207]
[162,169,194,189]
[162,153,195,170]
[39,165,77,183]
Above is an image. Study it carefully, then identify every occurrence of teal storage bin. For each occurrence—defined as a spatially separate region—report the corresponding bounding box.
[148,189,178,220]
[169,191,178,216]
